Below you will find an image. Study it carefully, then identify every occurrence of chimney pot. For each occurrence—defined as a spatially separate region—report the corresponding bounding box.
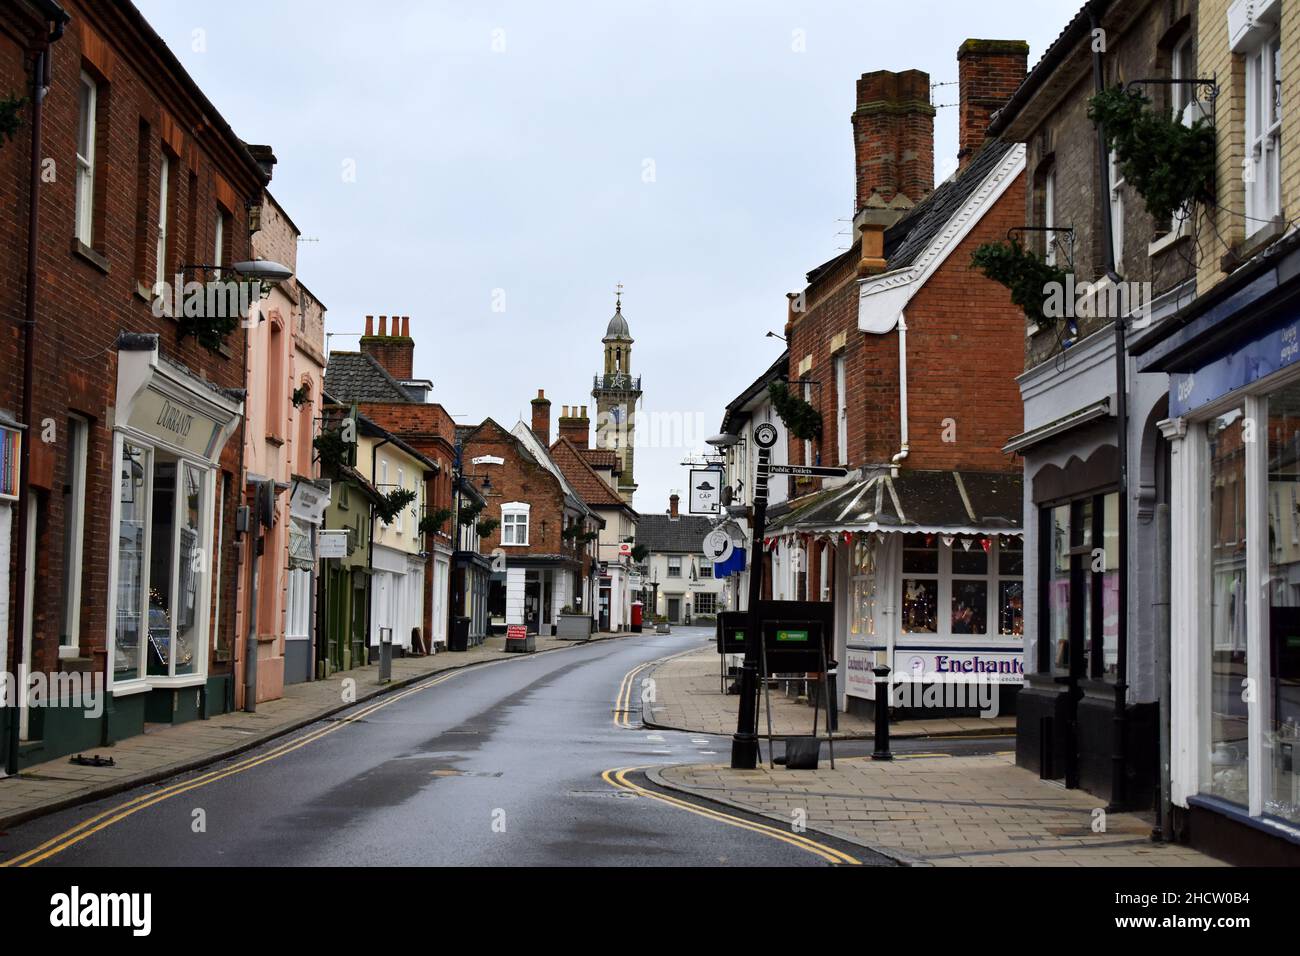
[401,316,410,337]
[378,315,388,337]
[531,388,552,444]
[669,494,680,518]
[365,315,374,336]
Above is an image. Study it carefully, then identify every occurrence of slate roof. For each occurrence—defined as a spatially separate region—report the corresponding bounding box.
[721,349,788,433]
[549,437,629,510]
[802,138,1016,287]
[883,139,1016,269]
[324,351,413,404]
[636,513,715,554]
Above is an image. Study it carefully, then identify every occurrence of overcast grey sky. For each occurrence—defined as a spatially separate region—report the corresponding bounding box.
[136,0,1078,516]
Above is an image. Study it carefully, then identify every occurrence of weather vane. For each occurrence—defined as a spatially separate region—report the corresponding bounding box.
[615,282,624,308]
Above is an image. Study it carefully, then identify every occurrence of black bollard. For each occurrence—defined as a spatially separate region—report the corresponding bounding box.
[871,665,893,761]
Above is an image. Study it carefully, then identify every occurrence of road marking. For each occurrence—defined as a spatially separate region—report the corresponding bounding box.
[2,668,468,868]
[601,766,860,866]
[646,734,665,742]
[611,646,702,729]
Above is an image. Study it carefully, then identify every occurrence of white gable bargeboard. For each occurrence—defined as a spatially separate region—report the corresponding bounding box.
[858,144,1026,335]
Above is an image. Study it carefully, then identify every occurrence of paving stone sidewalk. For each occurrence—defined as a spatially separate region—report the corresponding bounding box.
[643,644,1016,740]
[650,754,1225,867]
[0,631,630,830]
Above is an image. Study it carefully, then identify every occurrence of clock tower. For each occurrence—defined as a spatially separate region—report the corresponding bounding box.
[593,287,641,504]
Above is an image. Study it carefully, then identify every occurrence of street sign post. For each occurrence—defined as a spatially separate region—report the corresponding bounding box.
[767,464,849,478]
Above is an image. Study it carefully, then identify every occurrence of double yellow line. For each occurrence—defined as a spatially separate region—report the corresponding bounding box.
[601,766,860,865]
[612,646,700,728]
[2,669,464,868]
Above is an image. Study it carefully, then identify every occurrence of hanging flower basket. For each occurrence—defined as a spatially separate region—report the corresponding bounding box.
[768,381,821,441]
[1087,85,1215,224]
[971,238,1072,326]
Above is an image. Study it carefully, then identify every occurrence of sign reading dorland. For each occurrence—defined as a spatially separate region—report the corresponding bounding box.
[688,468,721,514]
[127,387,222,459]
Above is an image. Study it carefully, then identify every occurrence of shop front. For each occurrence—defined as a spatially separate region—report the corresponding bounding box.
[371,543,425,655]
[107,340,242,739]
[771,470,1024,719]
[1133,239,1300,862]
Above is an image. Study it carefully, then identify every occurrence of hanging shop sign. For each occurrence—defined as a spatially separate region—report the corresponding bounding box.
[317,530,349,559]
[290,479,332,525]
[703,528,735,564]
[689,468,722,515]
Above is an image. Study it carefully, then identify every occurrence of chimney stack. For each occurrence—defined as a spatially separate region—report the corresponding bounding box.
[669,494,680,518]
[851,69,935,214]
[957,40,1028,170]
[558,404,590,449]
[531,389,552,444]
[360,312,415,381]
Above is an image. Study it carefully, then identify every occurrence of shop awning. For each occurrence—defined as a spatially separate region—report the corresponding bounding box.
[766,470,1021,537]
[1002,397,1113,455]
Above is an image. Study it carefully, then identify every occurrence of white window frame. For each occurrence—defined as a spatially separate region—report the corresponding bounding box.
[106,431,214,692]
[802,378,814,466]
[1043,166,1057,266]
[501,501,530,546]
[834,355,848,466]
[1244,29,1283,233]
[1108,149,1125,267]
[213,210,224,277]
[667,555,682,578]
[1171,35,1195,118]
[154,152,171,295]
[60,415,89,658]
[396,466,405,533]
[75,71,97,246]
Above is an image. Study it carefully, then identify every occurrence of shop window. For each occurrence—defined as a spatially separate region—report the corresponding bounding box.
[1041,491,1119,678]
[1266,388,1300,823]
[1206,408,1249,806]
[695,593,717,616]
[113,441,210,685]
[850,540,877,638]
[901,533,939,633]
[998,537,1025,636]
[60,416,89,655]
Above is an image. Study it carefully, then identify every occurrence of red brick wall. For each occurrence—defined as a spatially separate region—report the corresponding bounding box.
[785,171,1027,485]
[2,2,265,680]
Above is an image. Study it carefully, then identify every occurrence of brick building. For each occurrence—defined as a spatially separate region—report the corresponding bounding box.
[459,408,602,635]
[762,40,1032,717]
[1,0,276,769]
[989,0,1200,815]
[324,317,458,651]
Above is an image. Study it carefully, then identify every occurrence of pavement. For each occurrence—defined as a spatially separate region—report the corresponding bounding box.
[642,639,1226,866]
[642,642,1018,739]
[0,630,630,832]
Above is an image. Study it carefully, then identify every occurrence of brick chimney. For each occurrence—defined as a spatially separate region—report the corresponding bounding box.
[360,313,415,380]
[558,405,590,449]
[852,69,935,213]
[957,39,1029,170]
[531,389,552,444]
[669,493,679,518]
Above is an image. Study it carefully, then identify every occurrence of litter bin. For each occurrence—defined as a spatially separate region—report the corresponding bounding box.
[449,616,470,652]
[631,602,643,633]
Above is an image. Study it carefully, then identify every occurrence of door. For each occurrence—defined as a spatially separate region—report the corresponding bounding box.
[667,597,681,624]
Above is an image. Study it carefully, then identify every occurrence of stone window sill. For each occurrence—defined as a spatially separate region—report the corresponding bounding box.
[71,238,110,275]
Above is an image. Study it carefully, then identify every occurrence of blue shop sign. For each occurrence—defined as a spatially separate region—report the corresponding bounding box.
[1170,308,1300,417]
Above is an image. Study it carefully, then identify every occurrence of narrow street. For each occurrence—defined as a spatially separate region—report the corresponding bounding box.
[0,629,882,867]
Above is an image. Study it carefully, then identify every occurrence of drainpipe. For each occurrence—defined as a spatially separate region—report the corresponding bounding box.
[890,314,910,477]
[7,12,65,776]
[1153,503,1172,839]
[1089,1,1130,811]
